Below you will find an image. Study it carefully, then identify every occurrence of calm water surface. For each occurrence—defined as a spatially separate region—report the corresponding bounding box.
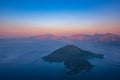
[0,40,120,80]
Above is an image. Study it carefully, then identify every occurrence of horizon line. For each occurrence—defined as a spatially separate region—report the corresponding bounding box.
[0,32,120,39]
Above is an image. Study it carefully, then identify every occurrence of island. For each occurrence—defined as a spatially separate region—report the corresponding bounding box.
[42,44,104,75]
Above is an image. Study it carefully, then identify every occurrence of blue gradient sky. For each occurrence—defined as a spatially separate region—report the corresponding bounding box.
[0,0,120,37]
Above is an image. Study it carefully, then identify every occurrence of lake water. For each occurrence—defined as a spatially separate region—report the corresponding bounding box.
[0,40,120,80]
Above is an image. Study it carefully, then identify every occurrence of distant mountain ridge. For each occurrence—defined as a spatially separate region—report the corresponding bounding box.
[30,33,120,44]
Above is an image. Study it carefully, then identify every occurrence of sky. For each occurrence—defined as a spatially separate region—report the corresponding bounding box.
[0,0,120,37]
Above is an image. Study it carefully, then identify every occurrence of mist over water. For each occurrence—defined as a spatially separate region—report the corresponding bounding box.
[0,40,120,80]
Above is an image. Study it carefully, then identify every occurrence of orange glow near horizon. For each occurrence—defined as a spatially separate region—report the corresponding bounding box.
[0,22,120,38]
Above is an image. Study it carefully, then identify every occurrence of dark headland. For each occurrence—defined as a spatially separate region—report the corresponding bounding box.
[42,44,104,75]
